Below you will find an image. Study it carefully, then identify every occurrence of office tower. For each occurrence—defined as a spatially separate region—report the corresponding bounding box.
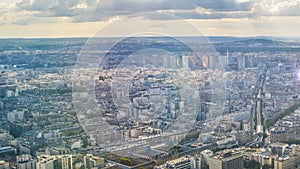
[238,56,245,70]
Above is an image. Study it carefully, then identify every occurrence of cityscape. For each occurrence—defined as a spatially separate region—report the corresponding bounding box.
[1,0,300,169]
[1,37,300,169]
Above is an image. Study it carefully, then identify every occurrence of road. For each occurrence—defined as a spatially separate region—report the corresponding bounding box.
[256,89,263,134]
[247,65,267,147]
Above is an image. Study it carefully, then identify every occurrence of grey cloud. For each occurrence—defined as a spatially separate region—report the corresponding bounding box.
[143,10,251,20]
[197,0,251,11]
[12,0,300,24]
[15,0,252,23]
[251,0,300,17]
[17,0,83,17]
[274,2,300,16]
[89,0,252,21]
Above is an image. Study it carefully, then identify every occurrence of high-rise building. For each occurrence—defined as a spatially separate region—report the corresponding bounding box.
[226,50,229,65]
[163,55,170,68]
[193,155,201,169]
[245,55,254,68]
[238,56,245,70]
[182,55,190,70]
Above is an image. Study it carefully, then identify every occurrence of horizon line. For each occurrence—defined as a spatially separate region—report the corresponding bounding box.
[1,35,300,40]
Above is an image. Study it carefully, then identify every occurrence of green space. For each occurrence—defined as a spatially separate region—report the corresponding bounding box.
[119,157,132,166]
[170,145,183,153]
[104,153,150,167]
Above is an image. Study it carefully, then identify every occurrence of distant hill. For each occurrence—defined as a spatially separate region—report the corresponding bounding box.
[229,38,285,46]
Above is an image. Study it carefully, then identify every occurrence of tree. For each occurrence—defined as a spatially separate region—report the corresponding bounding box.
[202,164,209,169]
[262,164,271,169]
[119,157,132,166]
[244,159,260,169]
[171,145,183,153]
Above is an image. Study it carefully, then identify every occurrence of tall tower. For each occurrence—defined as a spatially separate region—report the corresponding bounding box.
[226,50,229,65]
[238,56,246,70]
[182,55,189,70]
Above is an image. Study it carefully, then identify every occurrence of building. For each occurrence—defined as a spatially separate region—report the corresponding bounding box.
[221,155,244,169]
[165,156,195,169]
[273,155,300,169]
[238,56,245,70]
[45,147,70,155]
[36,154,73,169]
[207,150,244,169]
[9,122,32,138]
[7,110,24,123]
[193,155,201,169]
[36,155,54,169]
[83,154,104,169]
[0,130,14,147]
[0,146,17,158]
[16,154,36,169]
[244,148,274,167]
[182,55,190,70]
[271,142,289,157]
[0,161,9,169]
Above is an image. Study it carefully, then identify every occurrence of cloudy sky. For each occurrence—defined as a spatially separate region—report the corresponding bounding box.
[0,0,300,38]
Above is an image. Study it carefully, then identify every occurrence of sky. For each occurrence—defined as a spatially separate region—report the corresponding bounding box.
[0,0,300,38]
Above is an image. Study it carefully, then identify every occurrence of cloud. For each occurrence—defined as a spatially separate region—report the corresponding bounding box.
[252,0,300,17]
[82,0,252,21]
[2,0,300,25]
[12,0,252,23]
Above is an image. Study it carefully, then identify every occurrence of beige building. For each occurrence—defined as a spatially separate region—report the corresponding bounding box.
[207,150,244,169]
[273,155,300,169]
[83,154,104,169]
[36,154,73,169]
[16,154,36,169]
[0,161,9,169]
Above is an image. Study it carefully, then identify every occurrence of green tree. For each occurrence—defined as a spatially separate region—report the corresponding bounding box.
[262,164,271,169]
[119,157,132,166]
[171,145,183,153]
[244,159,260,169]
[202,164,209,169]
